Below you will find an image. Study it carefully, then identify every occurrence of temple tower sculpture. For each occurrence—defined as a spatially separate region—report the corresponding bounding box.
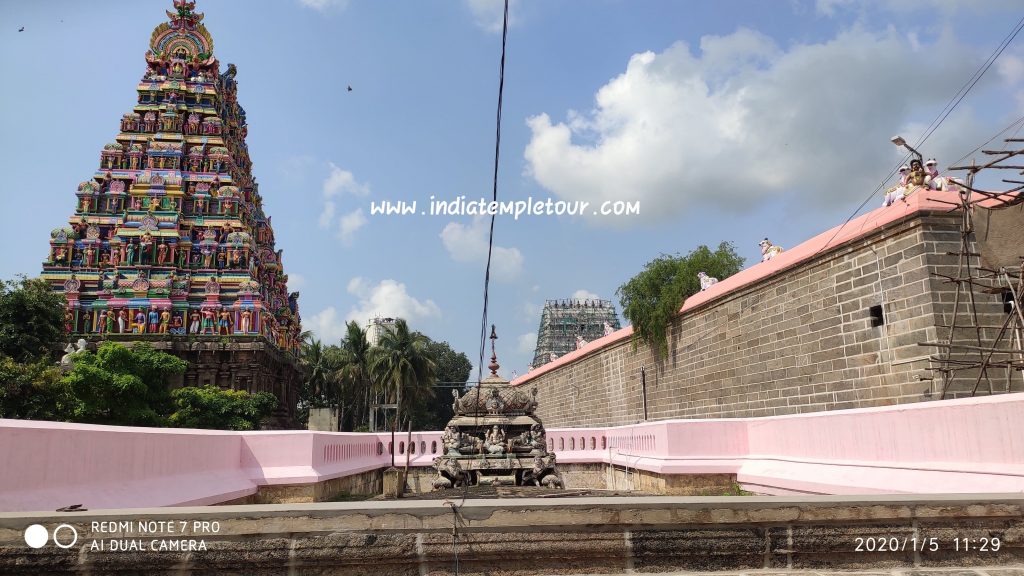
[39,0,302,427]
[531,299,621,368]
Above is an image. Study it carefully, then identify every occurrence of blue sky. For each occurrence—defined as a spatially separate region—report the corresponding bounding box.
[2,0,1023,378]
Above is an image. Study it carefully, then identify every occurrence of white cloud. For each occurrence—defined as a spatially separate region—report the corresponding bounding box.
[279,155,316,178]
[522,301,542,322]
[338,208,367,245]
[345,277,441,324]
[816,0,1022,16]
[571,289,600,301]
[517,332,537,354]
[464,0,519,33]
[287,272,306,292]
[318,202,336,228]
[323,162,370,198]
[319,163,371,244]
[298,0,349,12]
[308,306,347,344]
[440,217,524,282]
[998,54,1024,87]
[524,27,1011,223]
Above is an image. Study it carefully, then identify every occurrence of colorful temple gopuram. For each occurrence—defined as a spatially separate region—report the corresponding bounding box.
[39,0,302,427]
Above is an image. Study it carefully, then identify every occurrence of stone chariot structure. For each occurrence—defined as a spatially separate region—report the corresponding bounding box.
[433,328,563,489]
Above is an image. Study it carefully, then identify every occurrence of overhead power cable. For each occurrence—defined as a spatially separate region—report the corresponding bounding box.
[477,0,509,387]
[950,113,1024,168]
[813,15,1024,257]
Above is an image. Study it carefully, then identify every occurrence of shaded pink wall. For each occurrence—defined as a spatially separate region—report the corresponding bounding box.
[1,393,1020,512]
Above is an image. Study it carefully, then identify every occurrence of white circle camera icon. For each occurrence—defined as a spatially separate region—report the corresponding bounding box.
[53,524,79,549]
[24,524,48,549]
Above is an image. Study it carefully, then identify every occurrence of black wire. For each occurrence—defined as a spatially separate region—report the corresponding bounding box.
[810,16,1024,259]
[477,0,509,388]
[914,15,1024,155]
[950,113,1024,168]
[452,6,510,576]
[450,503,460,576]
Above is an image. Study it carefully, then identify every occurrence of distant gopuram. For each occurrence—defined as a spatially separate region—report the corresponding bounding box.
[39,0,301,427]
[531,299,621,368]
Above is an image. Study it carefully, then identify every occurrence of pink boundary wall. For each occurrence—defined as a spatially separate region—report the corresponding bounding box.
[549,392,1024,495]
[1,393,1022,511]
[511,188,989,386]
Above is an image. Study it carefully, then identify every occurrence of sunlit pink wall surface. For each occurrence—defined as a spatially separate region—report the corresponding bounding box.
[1,393,1021,512]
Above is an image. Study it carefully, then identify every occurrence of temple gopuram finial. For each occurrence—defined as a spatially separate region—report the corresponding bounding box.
[488,324,500,376]
[167,0,203,30]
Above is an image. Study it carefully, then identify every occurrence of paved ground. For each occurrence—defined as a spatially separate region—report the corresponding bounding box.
[578,568,1024,576]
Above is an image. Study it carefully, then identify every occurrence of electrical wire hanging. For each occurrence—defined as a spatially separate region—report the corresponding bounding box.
[950,113,1024,168]
[477,0,509,388]
[811,15,1024,258]
[449,4,511,575]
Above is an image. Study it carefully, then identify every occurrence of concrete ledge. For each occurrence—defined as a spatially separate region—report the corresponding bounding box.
[0,494,1020,574]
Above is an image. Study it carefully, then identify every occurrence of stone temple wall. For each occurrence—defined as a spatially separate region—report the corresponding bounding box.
[517,208,1017,428]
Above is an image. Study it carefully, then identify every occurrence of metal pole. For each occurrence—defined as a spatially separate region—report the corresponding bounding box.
[402,421,413,495]
[640,366,648,421]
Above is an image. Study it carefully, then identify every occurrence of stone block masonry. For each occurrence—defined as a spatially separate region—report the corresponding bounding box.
[515,194,1019,427]
[0,495,1020,574]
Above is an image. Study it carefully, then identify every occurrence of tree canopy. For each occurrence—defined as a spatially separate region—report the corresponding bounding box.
[370,319,436,430]
[58,342,187,426]
[168,386,278,431]
[0,276,66,363]
[617,242,745,357]
[334,321,374,430]
[411,338,472,430]
[297,322,471,432]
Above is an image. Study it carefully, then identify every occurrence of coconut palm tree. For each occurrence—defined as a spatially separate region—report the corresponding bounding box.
[299,338,330,415]
[334,321,373,430]
[369,319,436,430]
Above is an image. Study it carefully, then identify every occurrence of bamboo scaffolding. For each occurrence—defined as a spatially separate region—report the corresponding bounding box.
[919,150,1024,398]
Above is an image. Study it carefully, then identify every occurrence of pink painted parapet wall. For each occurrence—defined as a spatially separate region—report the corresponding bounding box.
[549,392,1024,495]
[1,393,1022,511]
[0,421,442,513]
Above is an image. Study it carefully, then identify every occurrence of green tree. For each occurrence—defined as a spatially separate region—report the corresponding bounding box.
[370,319,436,430]
[0,356,64,421]
[334,321,374,431]
[617,242,744,357]
[0,276,66,363]
[411,338,472,430]
[298,337,332,425]
[168,386,278,431]
[58,342,187,426]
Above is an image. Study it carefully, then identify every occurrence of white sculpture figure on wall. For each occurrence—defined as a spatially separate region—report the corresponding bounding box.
[575,335,587,350]
[60,344,77,369]
[549,352,557,363]
[698,271,718,291]
[603,321,614,336]
[60,338,90,370]
[759,238,784,262]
